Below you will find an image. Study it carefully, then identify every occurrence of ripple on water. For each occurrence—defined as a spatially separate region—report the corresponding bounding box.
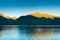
[0,25,60,40]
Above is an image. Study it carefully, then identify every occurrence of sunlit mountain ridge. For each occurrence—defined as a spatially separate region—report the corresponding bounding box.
[0,12,60,20]
[29,12,60,19]
[0,13,17,20]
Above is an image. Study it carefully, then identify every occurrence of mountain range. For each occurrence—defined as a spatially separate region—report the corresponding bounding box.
[0,12,60,25]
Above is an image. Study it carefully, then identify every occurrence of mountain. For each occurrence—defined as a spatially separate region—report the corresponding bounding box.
[29,12,54,19]
[0,14,16,25]
[1,12,60,25]
[16,15,53,25]
[16,12,60,25]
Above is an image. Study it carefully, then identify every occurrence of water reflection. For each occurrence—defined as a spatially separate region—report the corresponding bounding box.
[0,25,60,40]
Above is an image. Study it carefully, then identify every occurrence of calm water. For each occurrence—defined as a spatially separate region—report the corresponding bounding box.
[0,25,60,40]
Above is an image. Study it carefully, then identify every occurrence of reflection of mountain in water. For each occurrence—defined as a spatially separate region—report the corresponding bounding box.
[0,25,60,40]
[0,12,60,25]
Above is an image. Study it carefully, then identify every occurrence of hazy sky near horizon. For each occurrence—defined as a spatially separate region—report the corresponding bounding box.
[0,0,60,17]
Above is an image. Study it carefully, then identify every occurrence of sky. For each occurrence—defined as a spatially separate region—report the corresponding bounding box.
[0,0,60,17]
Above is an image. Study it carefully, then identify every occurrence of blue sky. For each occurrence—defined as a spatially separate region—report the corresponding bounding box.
[0,0,60,17]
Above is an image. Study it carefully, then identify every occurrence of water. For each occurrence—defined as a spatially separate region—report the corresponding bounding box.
[0,25,60,40]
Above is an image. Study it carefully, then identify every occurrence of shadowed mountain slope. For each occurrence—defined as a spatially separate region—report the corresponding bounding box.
[0,16,16,25]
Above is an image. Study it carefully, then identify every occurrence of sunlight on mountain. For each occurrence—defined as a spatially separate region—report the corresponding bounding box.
[29,12,55,19]
[30,12,43,17]
[56,16,60,18]
[0,13,4,16]
[12,16,17,20]
[0,13,17,20]
[1,12,60,20]
[4,16,10,19]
